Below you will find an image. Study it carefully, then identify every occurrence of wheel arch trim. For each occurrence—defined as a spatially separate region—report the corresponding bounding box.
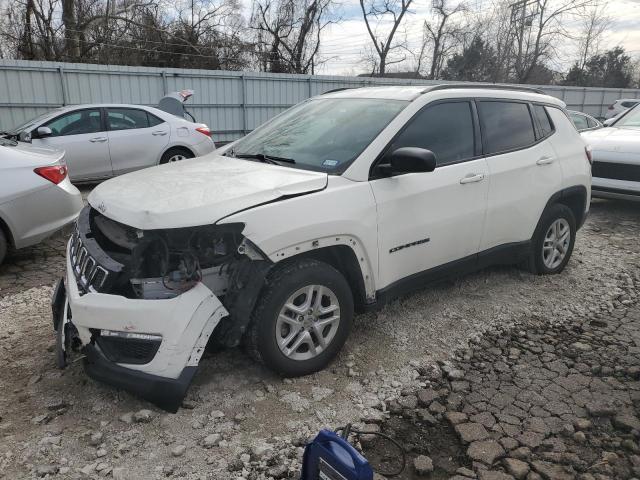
[268,235,376,306]
[543,184,589,230]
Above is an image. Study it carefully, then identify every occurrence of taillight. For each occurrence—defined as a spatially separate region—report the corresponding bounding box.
[34,165,67,184]
[585,146,592,165]
[196,126,213,138]
[608,105,614,110]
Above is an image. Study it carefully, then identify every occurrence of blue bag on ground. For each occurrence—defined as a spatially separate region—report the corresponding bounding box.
[300,429,373,480]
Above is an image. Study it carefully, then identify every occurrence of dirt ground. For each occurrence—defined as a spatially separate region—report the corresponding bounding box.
[0,198,639,479]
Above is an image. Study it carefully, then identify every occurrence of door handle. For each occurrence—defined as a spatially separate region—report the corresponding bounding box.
[152,131,168,136]
[460,173,485,184]
[536,156,554,165]
[89,137,107,143]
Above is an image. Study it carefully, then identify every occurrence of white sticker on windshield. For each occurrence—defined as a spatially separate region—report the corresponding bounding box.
[323,159,339,167]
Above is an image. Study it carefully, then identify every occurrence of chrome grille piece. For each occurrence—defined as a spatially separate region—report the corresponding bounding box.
[70,229,109,293]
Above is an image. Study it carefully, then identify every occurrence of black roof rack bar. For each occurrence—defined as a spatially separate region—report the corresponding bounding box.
[421,83,546,95]
[322,87,354,94]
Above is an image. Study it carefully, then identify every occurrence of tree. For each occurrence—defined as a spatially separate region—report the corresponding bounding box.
[441,35,498,82]
[422,0,465,79]
[251,0,333,73]
[0,0,252,68]
[575,0,610,71]
[359,0,412,76]
[565,47,634,88]
[513,0,595,83]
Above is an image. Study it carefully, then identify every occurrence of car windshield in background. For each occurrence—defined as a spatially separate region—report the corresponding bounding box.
[615,106,640,128]
[229,98,408,173]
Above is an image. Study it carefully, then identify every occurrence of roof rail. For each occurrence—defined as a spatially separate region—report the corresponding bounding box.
[322,87,355,95]
[421,83,546,95]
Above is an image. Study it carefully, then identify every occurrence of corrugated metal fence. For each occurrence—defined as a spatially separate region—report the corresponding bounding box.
[2,59,640,142]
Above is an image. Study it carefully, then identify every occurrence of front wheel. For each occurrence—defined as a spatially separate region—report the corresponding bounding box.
[527,204,576,275]
[246,259,354,377]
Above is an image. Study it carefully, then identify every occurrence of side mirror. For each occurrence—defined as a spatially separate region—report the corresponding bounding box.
[603,118,615,127]
[37,126,53,138]
[379,147,437,176]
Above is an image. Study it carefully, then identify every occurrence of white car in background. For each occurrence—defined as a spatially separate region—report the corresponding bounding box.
[569,110,602,132]
[582,104,640,201]
[4,102,215,183]
[605,99,639,119]
[0,137,83,265]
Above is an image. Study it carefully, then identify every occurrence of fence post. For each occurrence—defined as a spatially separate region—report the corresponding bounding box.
[307,76,312,98]
[581,87,587,112]
[241,74,247,135]
[58,66,67,106]
[161,71,168,95]
[600,89,606,118]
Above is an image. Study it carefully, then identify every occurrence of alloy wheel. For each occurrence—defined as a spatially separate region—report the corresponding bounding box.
[275,285,341,361]
[542,218,571,269]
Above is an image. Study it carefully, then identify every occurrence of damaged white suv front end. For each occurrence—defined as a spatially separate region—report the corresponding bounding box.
[52,156,328,412]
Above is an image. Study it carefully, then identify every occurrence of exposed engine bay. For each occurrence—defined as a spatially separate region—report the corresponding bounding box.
[89,208,264,300]
[70,206,271,349]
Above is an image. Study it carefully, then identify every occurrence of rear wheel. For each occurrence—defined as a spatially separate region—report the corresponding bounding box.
[527,204,576,275]
[160,147,194,164]
[246,259,354,377]
[0,229,7,266]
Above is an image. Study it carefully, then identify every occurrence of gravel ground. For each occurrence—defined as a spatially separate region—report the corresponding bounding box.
[0,198,639,480]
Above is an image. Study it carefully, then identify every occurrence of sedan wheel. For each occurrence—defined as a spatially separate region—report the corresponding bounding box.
[168,153,187,162]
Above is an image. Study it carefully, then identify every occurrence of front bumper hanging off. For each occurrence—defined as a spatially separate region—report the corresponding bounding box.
[53,240,229,412]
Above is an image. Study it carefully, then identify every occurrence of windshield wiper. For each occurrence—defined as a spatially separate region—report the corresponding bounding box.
[234,152,296,165]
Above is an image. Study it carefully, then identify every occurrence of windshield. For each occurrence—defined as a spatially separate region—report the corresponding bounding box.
[229,98,408,173]
[10,109,63,134]
[614,105,640,128]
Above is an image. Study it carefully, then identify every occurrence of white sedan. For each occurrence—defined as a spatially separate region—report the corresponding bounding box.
[0,138,83,265]
[582,104,640,201]
[5,104,216,183]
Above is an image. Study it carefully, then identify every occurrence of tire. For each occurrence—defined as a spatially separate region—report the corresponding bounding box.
[159,147,194,164]
[527,203,576,275]
[246,259,354,377]
[0,229,7,266]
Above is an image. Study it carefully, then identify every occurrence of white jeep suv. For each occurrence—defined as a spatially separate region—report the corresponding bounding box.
[52,85,591,411]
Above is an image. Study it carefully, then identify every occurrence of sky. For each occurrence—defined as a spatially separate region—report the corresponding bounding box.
[313,0,640,76]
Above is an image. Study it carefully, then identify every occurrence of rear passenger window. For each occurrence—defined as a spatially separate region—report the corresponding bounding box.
[390,101,475,165]
[478,101,536,154]
[622,101,638,108]
[533,105,553,138]
[107,108,150,131]
[147,113,165,127]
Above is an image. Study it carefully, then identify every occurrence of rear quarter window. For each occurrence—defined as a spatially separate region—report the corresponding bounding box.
[533,105,554,138]
[478,101,536,155]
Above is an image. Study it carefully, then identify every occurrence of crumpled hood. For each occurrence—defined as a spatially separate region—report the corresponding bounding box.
[88,154,328,230]
[582,127,640,154]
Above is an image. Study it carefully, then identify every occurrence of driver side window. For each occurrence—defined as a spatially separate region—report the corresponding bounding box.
[44,109,102,137]
[390,101,476,166]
